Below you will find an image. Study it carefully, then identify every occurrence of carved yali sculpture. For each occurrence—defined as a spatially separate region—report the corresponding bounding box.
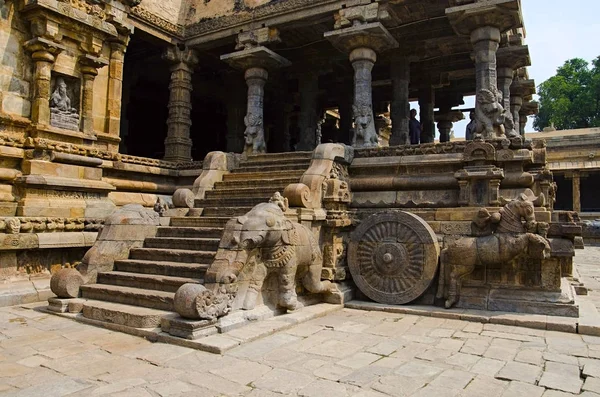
[348,211,440,305]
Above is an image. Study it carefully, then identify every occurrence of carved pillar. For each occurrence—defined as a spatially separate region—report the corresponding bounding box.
[519,112,527,135]
[437,121,453,143]
[105,40,127,138]
[573,171,581,213]
[447,2,523,140]
[510,95,523,135]
[324,3,398,148]
[471,27,501,97]
[419,85,435,143]
[163,47,198,162]
[350,47,378,148]
[510,75,536,138]
[297,71,319,151]
[220,28,291,156]
[243,67,269,155]
[224,71,246,153]
[79,55,108,137]
[24,38,66,126]
[390,56,410,146]
[497,67,513,117]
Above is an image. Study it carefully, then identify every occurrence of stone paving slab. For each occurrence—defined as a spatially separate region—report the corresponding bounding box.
[5,302,600,396]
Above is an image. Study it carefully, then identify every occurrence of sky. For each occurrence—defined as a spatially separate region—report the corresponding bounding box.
[446,0,600,138]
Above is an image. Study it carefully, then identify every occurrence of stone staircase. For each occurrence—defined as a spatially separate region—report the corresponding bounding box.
[78,152,313,328]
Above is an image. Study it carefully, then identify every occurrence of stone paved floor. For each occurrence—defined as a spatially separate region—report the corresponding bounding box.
[2,247,600,396]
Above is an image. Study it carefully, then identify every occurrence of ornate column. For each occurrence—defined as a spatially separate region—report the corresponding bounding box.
[79,55,108,137]
[573,171,581,213]
[24,38,66,126]
[435,110,464,143]
[162,46,198,162]
[325,2,398,148]
[510,70,536,137]
[419,84,436,143]
[105,40,127,138]
[519,100,539,135]
[221,27,290,156]
[497,44,530,137]
[447,0,522,140]
[390,55,410,146]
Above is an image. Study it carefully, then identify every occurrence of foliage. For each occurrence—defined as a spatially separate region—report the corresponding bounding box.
[534,57,600,131]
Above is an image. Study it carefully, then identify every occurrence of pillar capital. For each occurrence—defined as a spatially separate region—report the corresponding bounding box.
[78,54,109,76]
[497,44,531,70]
[24,37,66,61]
[446,0,523,37]
[163,46,199,69]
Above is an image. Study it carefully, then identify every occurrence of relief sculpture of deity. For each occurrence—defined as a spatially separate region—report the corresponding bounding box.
[50,77,80,131]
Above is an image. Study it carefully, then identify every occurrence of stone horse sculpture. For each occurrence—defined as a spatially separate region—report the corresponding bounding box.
[206,192,333,311]
[437,192,551,309]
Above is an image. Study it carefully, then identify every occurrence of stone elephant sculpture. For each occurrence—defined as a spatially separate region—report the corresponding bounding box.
[438,232,551,309]
[206,193,333,311]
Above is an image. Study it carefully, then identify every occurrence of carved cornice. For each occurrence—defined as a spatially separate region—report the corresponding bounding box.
[130,6,184,37]
[185,0,340,38]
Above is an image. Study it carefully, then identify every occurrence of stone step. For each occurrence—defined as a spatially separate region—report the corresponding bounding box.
[129,248,215,263]
[156,226,224,239]
[222,170,306,181]
[233,163,309,174]
[201,206,253,217]
[243,151,312,163]
[196,197,274,209]
[97,271,201,293]
[205,186,289,199]
[214,177,300,190]
[238,157,312,168]
[80,284,175,311]
[82,300,171,328]
[114,259,209,278]
[170,217,231,228]
[144,237,220,251]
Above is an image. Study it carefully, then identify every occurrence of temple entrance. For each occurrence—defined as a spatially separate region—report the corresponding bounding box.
[120,31,170,158]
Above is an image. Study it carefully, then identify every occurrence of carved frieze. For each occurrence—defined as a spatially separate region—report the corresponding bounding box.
[130,6,184,37]
[0,216,104,234]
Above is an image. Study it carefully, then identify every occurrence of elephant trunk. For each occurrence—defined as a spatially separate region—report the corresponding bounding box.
[241,235,264,250]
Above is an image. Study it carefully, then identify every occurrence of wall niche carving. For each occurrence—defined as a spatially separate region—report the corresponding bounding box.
[50,74,81,131]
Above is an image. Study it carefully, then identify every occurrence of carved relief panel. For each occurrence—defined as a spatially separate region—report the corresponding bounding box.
[49,73,81,131]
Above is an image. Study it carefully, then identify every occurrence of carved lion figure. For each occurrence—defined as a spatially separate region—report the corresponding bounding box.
[244,113,266,155]
[474,88,506,139]
[206,193,333,311]
[352,105,378,148]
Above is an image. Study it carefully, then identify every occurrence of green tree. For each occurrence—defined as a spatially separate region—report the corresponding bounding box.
[534,57,600,131]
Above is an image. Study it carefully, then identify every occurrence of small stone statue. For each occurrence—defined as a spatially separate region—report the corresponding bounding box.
[50,77,80,131]
[352,105,378,148]
[474,88,505,140]
[243,113,266,155]
[50,78,77,114]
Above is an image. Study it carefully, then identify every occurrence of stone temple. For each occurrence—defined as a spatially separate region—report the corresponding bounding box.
[0,0,585,345]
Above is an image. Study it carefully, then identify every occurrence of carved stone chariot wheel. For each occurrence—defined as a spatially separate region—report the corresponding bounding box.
[348,211,440,305]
